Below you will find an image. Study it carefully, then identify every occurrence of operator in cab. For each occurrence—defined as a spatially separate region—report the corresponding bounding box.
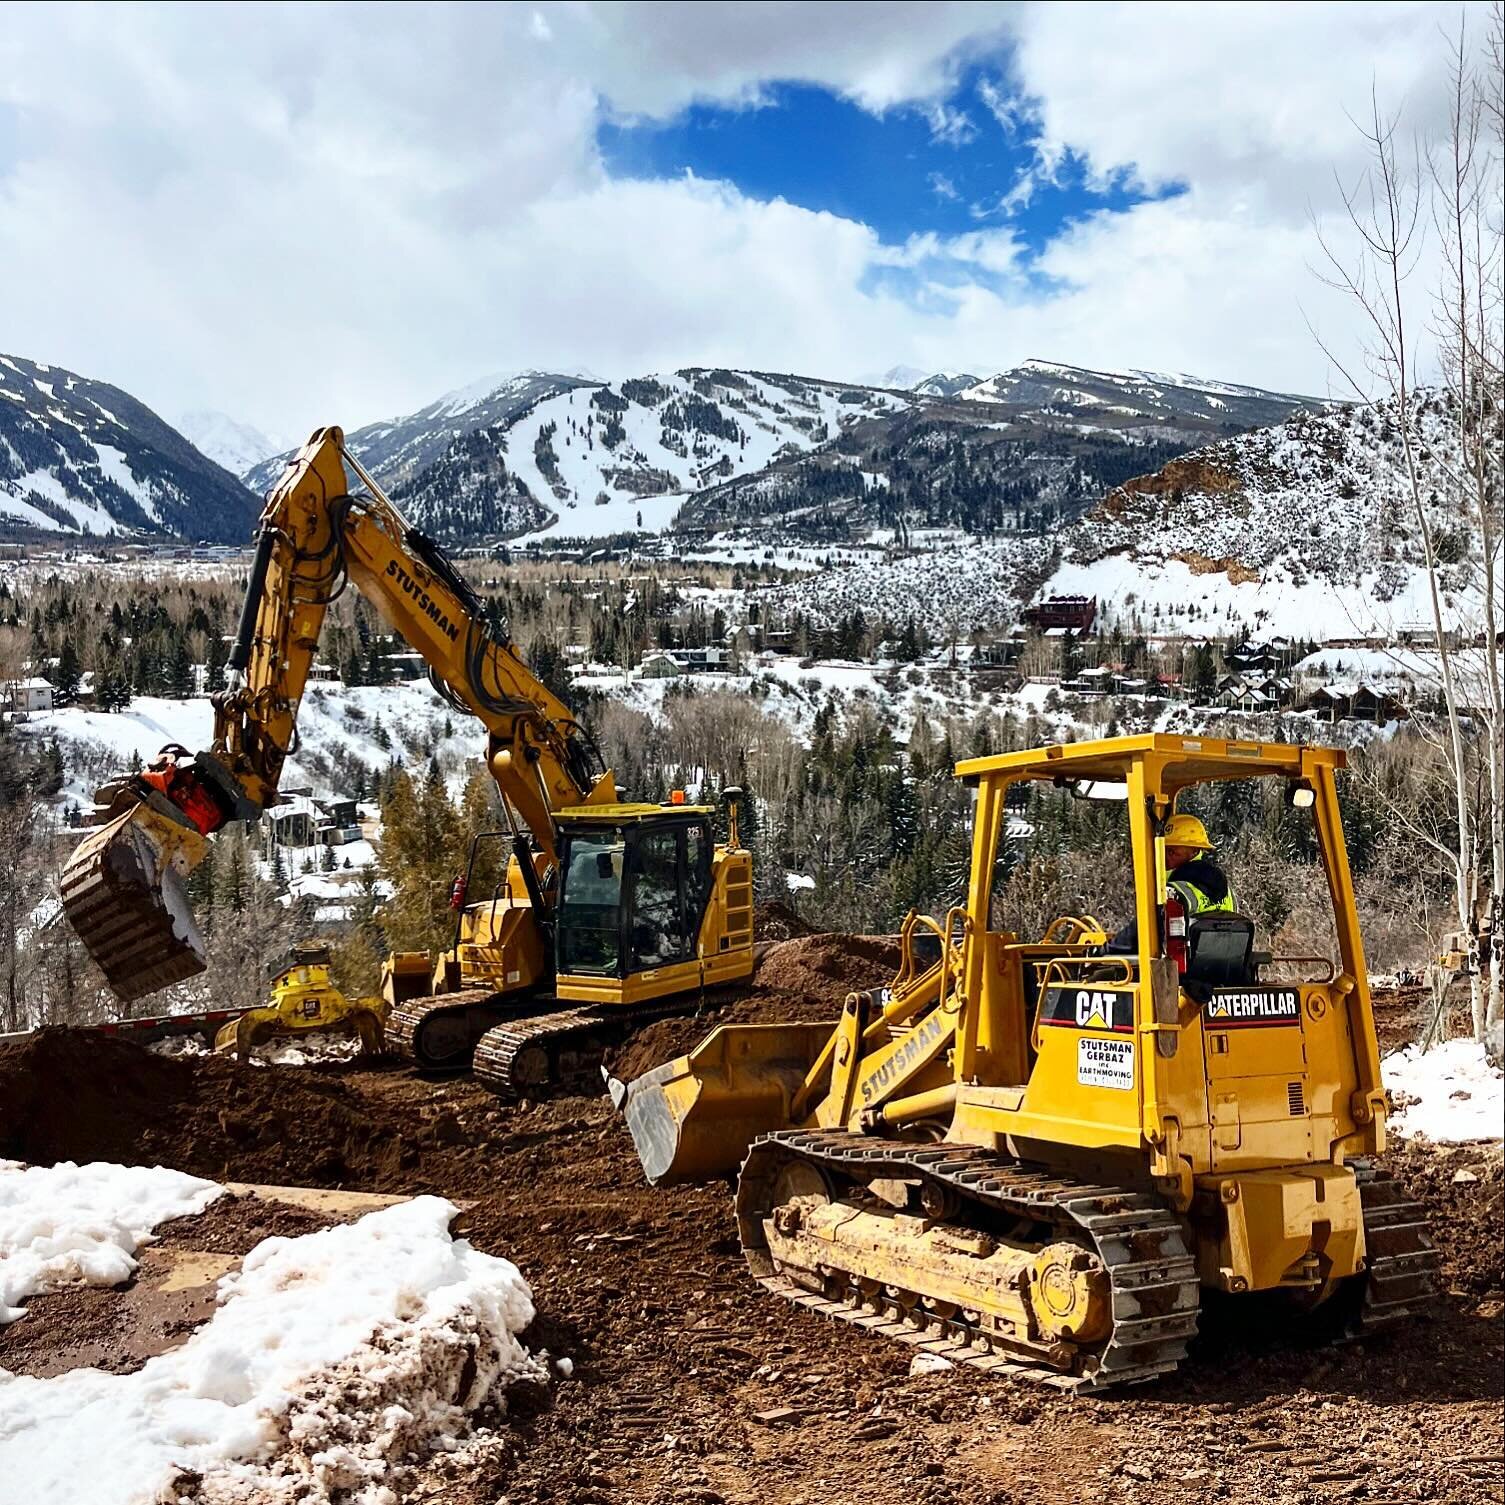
[1107,813,1233,952]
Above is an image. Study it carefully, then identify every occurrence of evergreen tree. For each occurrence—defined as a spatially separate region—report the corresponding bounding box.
[167,638,194,699]
[53,641,82,705]
[205,633,229,693]
[36,741,64,798]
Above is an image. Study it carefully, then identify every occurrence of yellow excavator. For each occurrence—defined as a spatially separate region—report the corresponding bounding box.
[620,734,1439,1389]
[60,426,754,1097]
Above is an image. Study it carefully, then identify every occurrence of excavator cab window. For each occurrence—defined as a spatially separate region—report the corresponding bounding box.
[630,828,689,969]
[557,833,626,975]
[556,817,714,979]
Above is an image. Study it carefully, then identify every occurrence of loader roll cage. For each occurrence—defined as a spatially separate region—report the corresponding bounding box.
[950,732,1386,1155]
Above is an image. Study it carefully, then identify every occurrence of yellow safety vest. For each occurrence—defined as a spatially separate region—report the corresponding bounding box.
[1168,867,1235,916]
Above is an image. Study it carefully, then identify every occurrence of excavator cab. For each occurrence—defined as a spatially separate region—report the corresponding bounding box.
[553,802,752,1005]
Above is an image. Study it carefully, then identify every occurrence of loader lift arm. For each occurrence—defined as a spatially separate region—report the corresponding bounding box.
[61,425,616,1000]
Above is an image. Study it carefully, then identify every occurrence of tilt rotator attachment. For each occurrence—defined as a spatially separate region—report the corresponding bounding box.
[58,749,256,1001]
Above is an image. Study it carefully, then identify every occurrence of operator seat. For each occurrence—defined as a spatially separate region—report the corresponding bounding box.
[1184,913,1257,988]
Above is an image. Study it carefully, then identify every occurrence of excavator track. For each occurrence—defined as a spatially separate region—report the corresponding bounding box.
[472,997,711,1100]
[736,1129,1201,1391]
[386,990,515,1071]
[1349,1160,1441,1334]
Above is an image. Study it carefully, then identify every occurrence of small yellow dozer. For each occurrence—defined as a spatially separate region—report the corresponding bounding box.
[216,942,386,1059]
[622,734,1439,1390]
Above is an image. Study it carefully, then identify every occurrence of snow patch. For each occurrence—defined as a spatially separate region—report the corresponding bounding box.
[1382,1039,1504,1143]
[0,1195,543,1504]
[0,1160,222,1324]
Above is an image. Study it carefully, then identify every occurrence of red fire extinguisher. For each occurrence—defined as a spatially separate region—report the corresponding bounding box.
[1164,888,1188,974]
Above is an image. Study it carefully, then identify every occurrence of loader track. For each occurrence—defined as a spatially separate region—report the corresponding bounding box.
[1350,1159,1441,1333]
[472,997,704,1100]
[736,1129,1201,1391]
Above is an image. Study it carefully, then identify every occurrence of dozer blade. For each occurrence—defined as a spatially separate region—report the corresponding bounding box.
[617,1022,834,1187]
[59,800,210,1002]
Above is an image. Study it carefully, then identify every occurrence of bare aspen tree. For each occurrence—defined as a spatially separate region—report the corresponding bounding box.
[1433,11,1504,1032]
[1313,38,1504,1040]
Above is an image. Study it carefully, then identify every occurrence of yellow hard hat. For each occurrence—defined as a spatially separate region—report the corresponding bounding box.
[1163,813,1213,851]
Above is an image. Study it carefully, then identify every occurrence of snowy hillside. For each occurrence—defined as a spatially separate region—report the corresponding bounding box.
[176,410,286,478]
[242,370,596,493]
[0,355,260,542]
[1058,388,1489,638]
[676,359,1316,543]
[27,681,469,813]
[395,368,915,543]
[761,387,1490,641]
[768,534,1051,635]
[960,359,1314,440]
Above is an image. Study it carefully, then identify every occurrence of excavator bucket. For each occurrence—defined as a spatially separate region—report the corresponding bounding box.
[58,797,211,1002]
[614,1022,833,1186]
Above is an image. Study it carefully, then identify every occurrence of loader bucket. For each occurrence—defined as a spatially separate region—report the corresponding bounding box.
[59,799,211,1002]
[617,1021,834,1186]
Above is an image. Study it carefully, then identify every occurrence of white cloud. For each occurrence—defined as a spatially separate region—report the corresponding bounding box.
[921,102,979,146]
[0,1,1485,440]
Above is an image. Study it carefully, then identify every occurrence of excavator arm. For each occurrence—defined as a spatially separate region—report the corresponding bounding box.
[60,425,616,1001]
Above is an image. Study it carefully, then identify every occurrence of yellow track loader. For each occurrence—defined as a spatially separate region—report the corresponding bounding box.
[621,734,1439,1390]
[215,942,385,1059]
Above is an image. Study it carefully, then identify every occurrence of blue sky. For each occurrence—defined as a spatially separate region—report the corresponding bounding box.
[0,3,1467,430]
[598,68,1184,258]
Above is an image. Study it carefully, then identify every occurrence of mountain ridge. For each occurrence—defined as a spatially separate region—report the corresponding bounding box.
[0,355,260,543]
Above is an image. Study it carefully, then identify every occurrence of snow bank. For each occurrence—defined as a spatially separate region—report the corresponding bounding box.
[1382,1039,1505,1143]
[0,1160,222,1324]
[256,1035,364,1068]
[0,1195,543,1505]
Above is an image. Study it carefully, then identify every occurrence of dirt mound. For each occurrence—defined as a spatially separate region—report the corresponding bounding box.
[605,932,902,1082]
[752,931,900,1004]
[1386,1140,1505,1301]
[0,1028,415,1188]
[752,900,815,941]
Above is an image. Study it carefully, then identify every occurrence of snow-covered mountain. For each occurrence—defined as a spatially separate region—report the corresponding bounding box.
[677,359,1314,542]
[242,370,596,493]
[866,366,982,398]
[177,410,287,477]
[960,359,1314,442]
[913,371,983,399]
[393,368,916,542]
[766,388,1488,641]
[0,355,260,542]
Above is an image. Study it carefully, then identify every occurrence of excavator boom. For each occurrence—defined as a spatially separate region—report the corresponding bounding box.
[60,425,614,999]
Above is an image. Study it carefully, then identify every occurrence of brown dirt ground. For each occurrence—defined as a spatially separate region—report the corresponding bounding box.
[1369,984,1475,1055]
[607,932,901,1081]
[1,935,1500,1505]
